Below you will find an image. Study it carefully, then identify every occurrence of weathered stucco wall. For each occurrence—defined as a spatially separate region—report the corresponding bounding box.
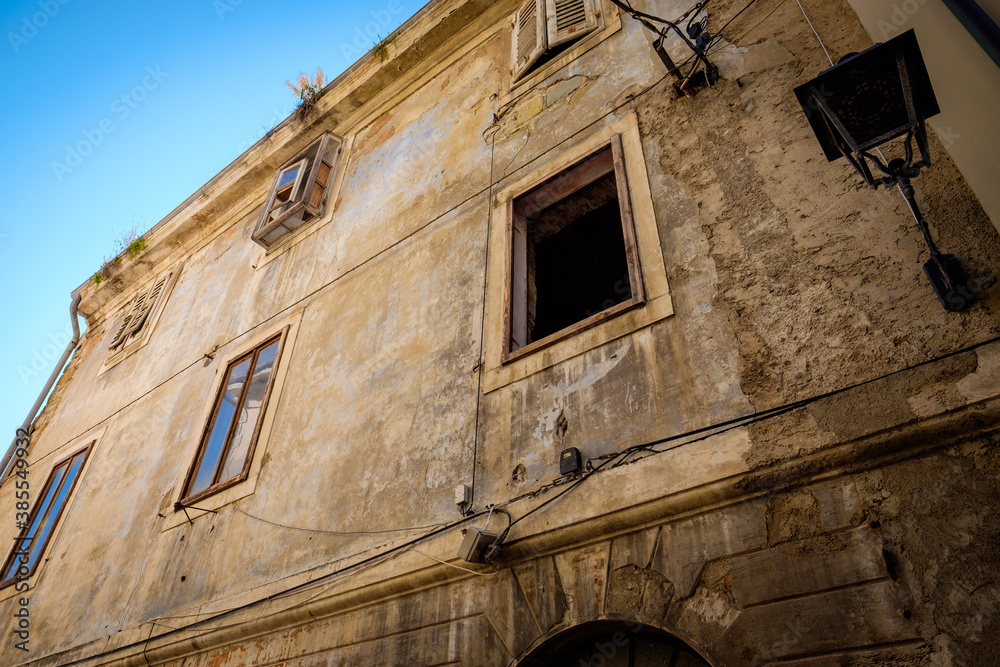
[2,0,998,665]
[847,0,1000,231]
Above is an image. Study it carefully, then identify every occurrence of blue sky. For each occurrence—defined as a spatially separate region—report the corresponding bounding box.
[0,0,427,445]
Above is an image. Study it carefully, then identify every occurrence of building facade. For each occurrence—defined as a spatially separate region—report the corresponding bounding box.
[3,0,1000,665]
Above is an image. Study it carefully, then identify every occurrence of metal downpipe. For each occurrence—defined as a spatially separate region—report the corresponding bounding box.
[0,294,82,484]
[942,0,1000,69]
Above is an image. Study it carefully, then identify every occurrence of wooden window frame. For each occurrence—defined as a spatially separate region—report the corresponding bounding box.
[252,132,343,252]
[178,329,288,507]
[103,268,180,370]
[484,114,672,393]
[503,134,645,364]
[0,444,92,589]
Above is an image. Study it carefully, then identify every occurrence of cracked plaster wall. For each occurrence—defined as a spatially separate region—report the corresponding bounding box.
[3,0,999,665]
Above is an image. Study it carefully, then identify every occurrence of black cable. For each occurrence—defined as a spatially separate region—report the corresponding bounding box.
[711,0,762,39]
[609,0,714,74]
[489,334,1000,552]
[83,334,1000,659]
[234,506,445,536]
[674,0,764,70]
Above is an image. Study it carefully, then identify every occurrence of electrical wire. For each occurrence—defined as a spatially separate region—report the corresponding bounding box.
[608,0,715,75]
[674,0,712,26]
[466,84,503,515]
[92,333,1000,661]
[673,0,764,71]
[711,0,762,42]
[413,549,499,576]
[234,506,445,536]
[794,0,833,66]
[724,0,787,48]
[488,334,1000,553]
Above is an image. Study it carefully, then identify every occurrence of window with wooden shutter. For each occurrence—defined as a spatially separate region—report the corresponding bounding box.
[105,269,178,367]
[252,132,343,251]
[546,0,599,48]
[512,0,601,81]
[513,0,546,81]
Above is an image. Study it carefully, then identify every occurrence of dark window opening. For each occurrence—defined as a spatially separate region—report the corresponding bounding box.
[507,136,644,357]
[520,621,712,666]
[529,172,631,341]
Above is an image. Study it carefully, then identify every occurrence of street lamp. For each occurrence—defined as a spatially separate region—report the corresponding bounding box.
[794,29,973,311]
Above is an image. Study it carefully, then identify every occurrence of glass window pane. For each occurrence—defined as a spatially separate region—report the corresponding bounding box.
[273,161,306,204]
[218,340,279,481]
[188,357,251,495]
[26,454,85,571]
[2,465,65,581]
[276,165,300,191]
[2,449,89,583]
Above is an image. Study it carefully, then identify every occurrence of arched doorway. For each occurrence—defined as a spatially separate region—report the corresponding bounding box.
[519,621,712,666]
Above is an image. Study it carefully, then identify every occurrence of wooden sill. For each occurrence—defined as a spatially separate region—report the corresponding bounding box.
[502,297,644,365]
[176,472,249,511]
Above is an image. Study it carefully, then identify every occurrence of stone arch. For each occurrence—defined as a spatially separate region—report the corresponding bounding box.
[516,620,714,666]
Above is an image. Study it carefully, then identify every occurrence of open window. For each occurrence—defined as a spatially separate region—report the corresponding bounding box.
[512,0,601,81]
[1,444,91,589]
[178,331,286,507]
[252,132,343,251]
[105,268,179,368]
[506,134,644,359]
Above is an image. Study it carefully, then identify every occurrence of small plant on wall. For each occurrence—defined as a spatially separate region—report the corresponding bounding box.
[93,223,148,285]
[286,67,326,121]
[372,34,396,63]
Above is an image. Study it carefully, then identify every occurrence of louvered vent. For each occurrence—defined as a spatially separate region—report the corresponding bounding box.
[129,275,167,335]
[105,270,177,366]
[516,1,539,64]
[554,0,587,32]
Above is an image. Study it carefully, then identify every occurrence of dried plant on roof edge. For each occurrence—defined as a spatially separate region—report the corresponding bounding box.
[286,67,327,121]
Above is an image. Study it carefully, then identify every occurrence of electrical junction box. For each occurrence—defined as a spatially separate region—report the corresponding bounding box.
[458,527,498,564]
[560,447,582,476]
[454,483,472,513]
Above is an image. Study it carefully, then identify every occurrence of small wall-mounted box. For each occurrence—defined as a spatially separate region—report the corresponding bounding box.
[458,527,498,564]
[455,483,472,514]
[560,447,582,475]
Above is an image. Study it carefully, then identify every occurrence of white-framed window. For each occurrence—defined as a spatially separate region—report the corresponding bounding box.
[512,0,601,81]
[252,132,344,251]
